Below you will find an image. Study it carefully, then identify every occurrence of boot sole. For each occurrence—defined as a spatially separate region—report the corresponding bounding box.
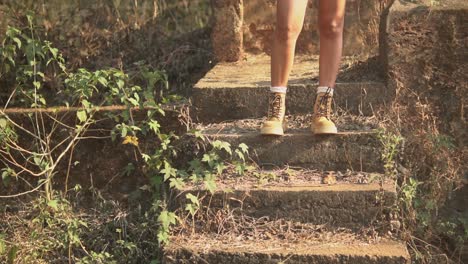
[311,126,338,135]
[260,127,284,136]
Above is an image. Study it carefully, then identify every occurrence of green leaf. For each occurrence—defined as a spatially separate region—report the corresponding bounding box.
[49,47,58,58]
[238,143,249,154]
[215,163,225,175]
[128,97,139,107]
[204,177,217,194]
[1,169,13,186]
[33,81,41,89]
[185,204,196,216]
[149,120,161,135]
[0,233,5,255]
[47,200,59,210]
[7,245,18,264]
[161,161,177,181]
[117,79,125,89]
[235,149,245,161]
[141,153,151,162]
[212,140,232,155]
[77,110,87,123]
[157,231,169,244]
[12,37,22,49]
[186,193,200,206]
[121,125,128,137]
[169,178,185,190]
[33,156,42,166]
[98,77,108,86]
[235,162,246,176]
[81,99,91,110]
[0,118,7,129]
[158,210,177,229]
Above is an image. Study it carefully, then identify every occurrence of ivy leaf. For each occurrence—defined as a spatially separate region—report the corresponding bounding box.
[212,140,232,155]
[235,149,245,161]
[186,193,200,206]
[149,120,161,135]
[161,161,177,181]
[122,136,139,147]
[215,163,225,175]
[169,178,185,190]
[185,194,200,216]
[157,210,177,229]
[141,153,151,162]
[157,231,169,245]
[238,143,249,154]
[204,179,217,194]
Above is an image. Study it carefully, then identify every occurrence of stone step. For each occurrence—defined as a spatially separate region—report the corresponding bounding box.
[192,55,390,123]
[192,116,383,172]
[164,232,410,264]
[177,169,396,229]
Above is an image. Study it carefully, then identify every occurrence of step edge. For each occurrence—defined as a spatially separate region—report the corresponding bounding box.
[194,81,386,90]
[181,182,396,194]
[165,238,410,259]
[199,130,378,137]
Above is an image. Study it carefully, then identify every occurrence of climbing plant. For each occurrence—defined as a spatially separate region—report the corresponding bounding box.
[0,12,249,263]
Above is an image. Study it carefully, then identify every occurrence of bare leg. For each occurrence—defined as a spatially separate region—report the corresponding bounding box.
[271,0,308,87]
[318,0,346,87]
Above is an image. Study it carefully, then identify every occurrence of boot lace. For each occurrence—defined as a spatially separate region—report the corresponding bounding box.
[316,87,333,119]
[268,93,283,119]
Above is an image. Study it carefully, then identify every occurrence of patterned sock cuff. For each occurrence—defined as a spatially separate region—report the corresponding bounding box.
[317,86,334,95]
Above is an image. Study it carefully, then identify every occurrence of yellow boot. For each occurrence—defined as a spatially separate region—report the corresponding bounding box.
[311,87,337,135]
[260,92,287,136]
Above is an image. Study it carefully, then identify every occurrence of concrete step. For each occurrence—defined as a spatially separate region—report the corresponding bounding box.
[177,169,395,229]
[164,232,410,264]
[192,55,390,123]
[192,116,383,172]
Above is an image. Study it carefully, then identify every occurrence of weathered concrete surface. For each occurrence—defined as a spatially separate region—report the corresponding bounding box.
[212,0,387,61]
[192,54,389,123]
[198,130,383,172]
[179,181,396,228]
[164,234,410,264]
[211,0,244,62]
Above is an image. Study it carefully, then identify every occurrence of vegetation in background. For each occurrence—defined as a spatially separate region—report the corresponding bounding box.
[0,0,214,103]
[0,8,248,263]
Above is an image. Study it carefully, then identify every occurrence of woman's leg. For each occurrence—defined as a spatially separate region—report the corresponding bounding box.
[262,0,308,136]
[271,0,309,87]
[311,0,346,135]
[318,0,346,87]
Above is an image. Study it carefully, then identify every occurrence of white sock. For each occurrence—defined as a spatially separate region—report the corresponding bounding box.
[317,86,334,96]
[270,86,287,94]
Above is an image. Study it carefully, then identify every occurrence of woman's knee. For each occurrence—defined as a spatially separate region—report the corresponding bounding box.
[319,15,344,38]
[275,23,302,43]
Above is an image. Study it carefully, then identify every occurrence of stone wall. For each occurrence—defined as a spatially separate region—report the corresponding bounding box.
[211,0,244,62]
[212,0,387,61]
